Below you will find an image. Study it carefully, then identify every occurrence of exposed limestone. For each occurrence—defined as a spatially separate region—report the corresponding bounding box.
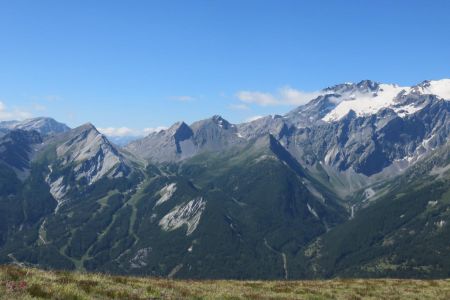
[159,197,206,235]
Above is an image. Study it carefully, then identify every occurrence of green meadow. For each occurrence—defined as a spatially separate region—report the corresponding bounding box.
[1,265,450,299]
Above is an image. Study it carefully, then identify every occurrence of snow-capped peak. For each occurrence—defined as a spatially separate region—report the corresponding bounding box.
[322,83,408,122]
[323,80,380,95]
[411,79,450,100]
[321,79,450,122]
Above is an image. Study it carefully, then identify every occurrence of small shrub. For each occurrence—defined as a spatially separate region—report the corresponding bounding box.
[4,266,27,281]
[27,283,52,298]
[112,276,129,284]
[102,289,143,300]
[58,290,84,300]
[5,280,27,292]
[55,275,73,284]
[270,282,294,293]
[146,285,161,297]
[77,279,99,293]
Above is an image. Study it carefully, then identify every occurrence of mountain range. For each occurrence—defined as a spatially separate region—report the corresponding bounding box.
[1,79,450,279]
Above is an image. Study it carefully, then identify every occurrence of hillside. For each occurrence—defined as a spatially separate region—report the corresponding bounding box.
[1,265,450,299]
[293,141,450,278]
[2,80,450,279]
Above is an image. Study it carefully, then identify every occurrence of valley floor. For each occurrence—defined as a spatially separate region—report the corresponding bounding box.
[1,266,450,299]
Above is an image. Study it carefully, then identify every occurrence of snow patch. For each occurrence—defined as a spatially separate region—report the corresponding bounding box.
[394,103,424,117]
[415,79,450,100]
[323,84,408,121]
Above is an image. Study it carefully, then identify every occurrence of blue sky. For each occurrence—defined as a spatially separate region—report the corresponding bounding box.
[0,0,449,136]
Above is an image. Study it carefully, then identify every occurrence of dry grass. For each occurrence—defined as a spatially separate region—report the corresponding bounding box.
[1,265,450,299]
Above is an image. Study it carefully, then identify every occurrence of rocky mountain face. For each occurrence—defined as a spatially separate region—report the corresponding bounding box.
[2,79,450,279]
[51,123,132,184]
[0,117,70,136]
[126,115,245,162]
[125,79,450,196]
[0,129,42,178]
[295,141,450,278]
[42,123,136,212]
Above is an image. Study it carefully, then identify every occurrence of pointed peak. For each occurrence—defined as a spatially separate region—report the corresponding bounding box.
[414,79,450,88]
[211,115,231,129]
[165,121,193,141]
[416,80,431,87]
[169,120,186,128]
[355,80,380,91]
[324,80,380,95]
[323,82,353,93]
[167,121,191,134]
[74,122,99,134]
[79,122,96,129]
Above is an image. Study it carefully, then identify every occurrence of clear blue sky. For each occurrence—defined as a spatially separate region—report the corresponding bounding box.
[1,0,449,135]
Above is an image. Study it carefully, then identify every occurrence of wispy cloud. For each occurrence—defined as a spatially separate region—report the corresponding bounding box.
[98,126,168,137]
[236,86,322,106]
[237,91,278,106]
[0,101,32,121]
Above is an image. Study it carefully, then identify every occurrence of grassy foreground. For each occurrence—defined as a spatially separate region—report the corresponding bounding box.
[1,265,450,299]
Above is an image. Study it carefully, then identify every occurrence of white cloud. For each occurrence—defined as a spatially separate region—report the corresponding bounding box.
[98,126,168,137]
[143,126,168,134]
[98,127,136,137]
[236,86,322,106]
[245,115,264,122]
[237,91,278,106]
[170,95,195,102]
[0,101,32,121]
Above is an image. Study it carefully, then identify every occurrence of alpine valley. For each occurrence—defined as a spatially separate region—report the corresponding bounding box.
[2,79,450,280]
